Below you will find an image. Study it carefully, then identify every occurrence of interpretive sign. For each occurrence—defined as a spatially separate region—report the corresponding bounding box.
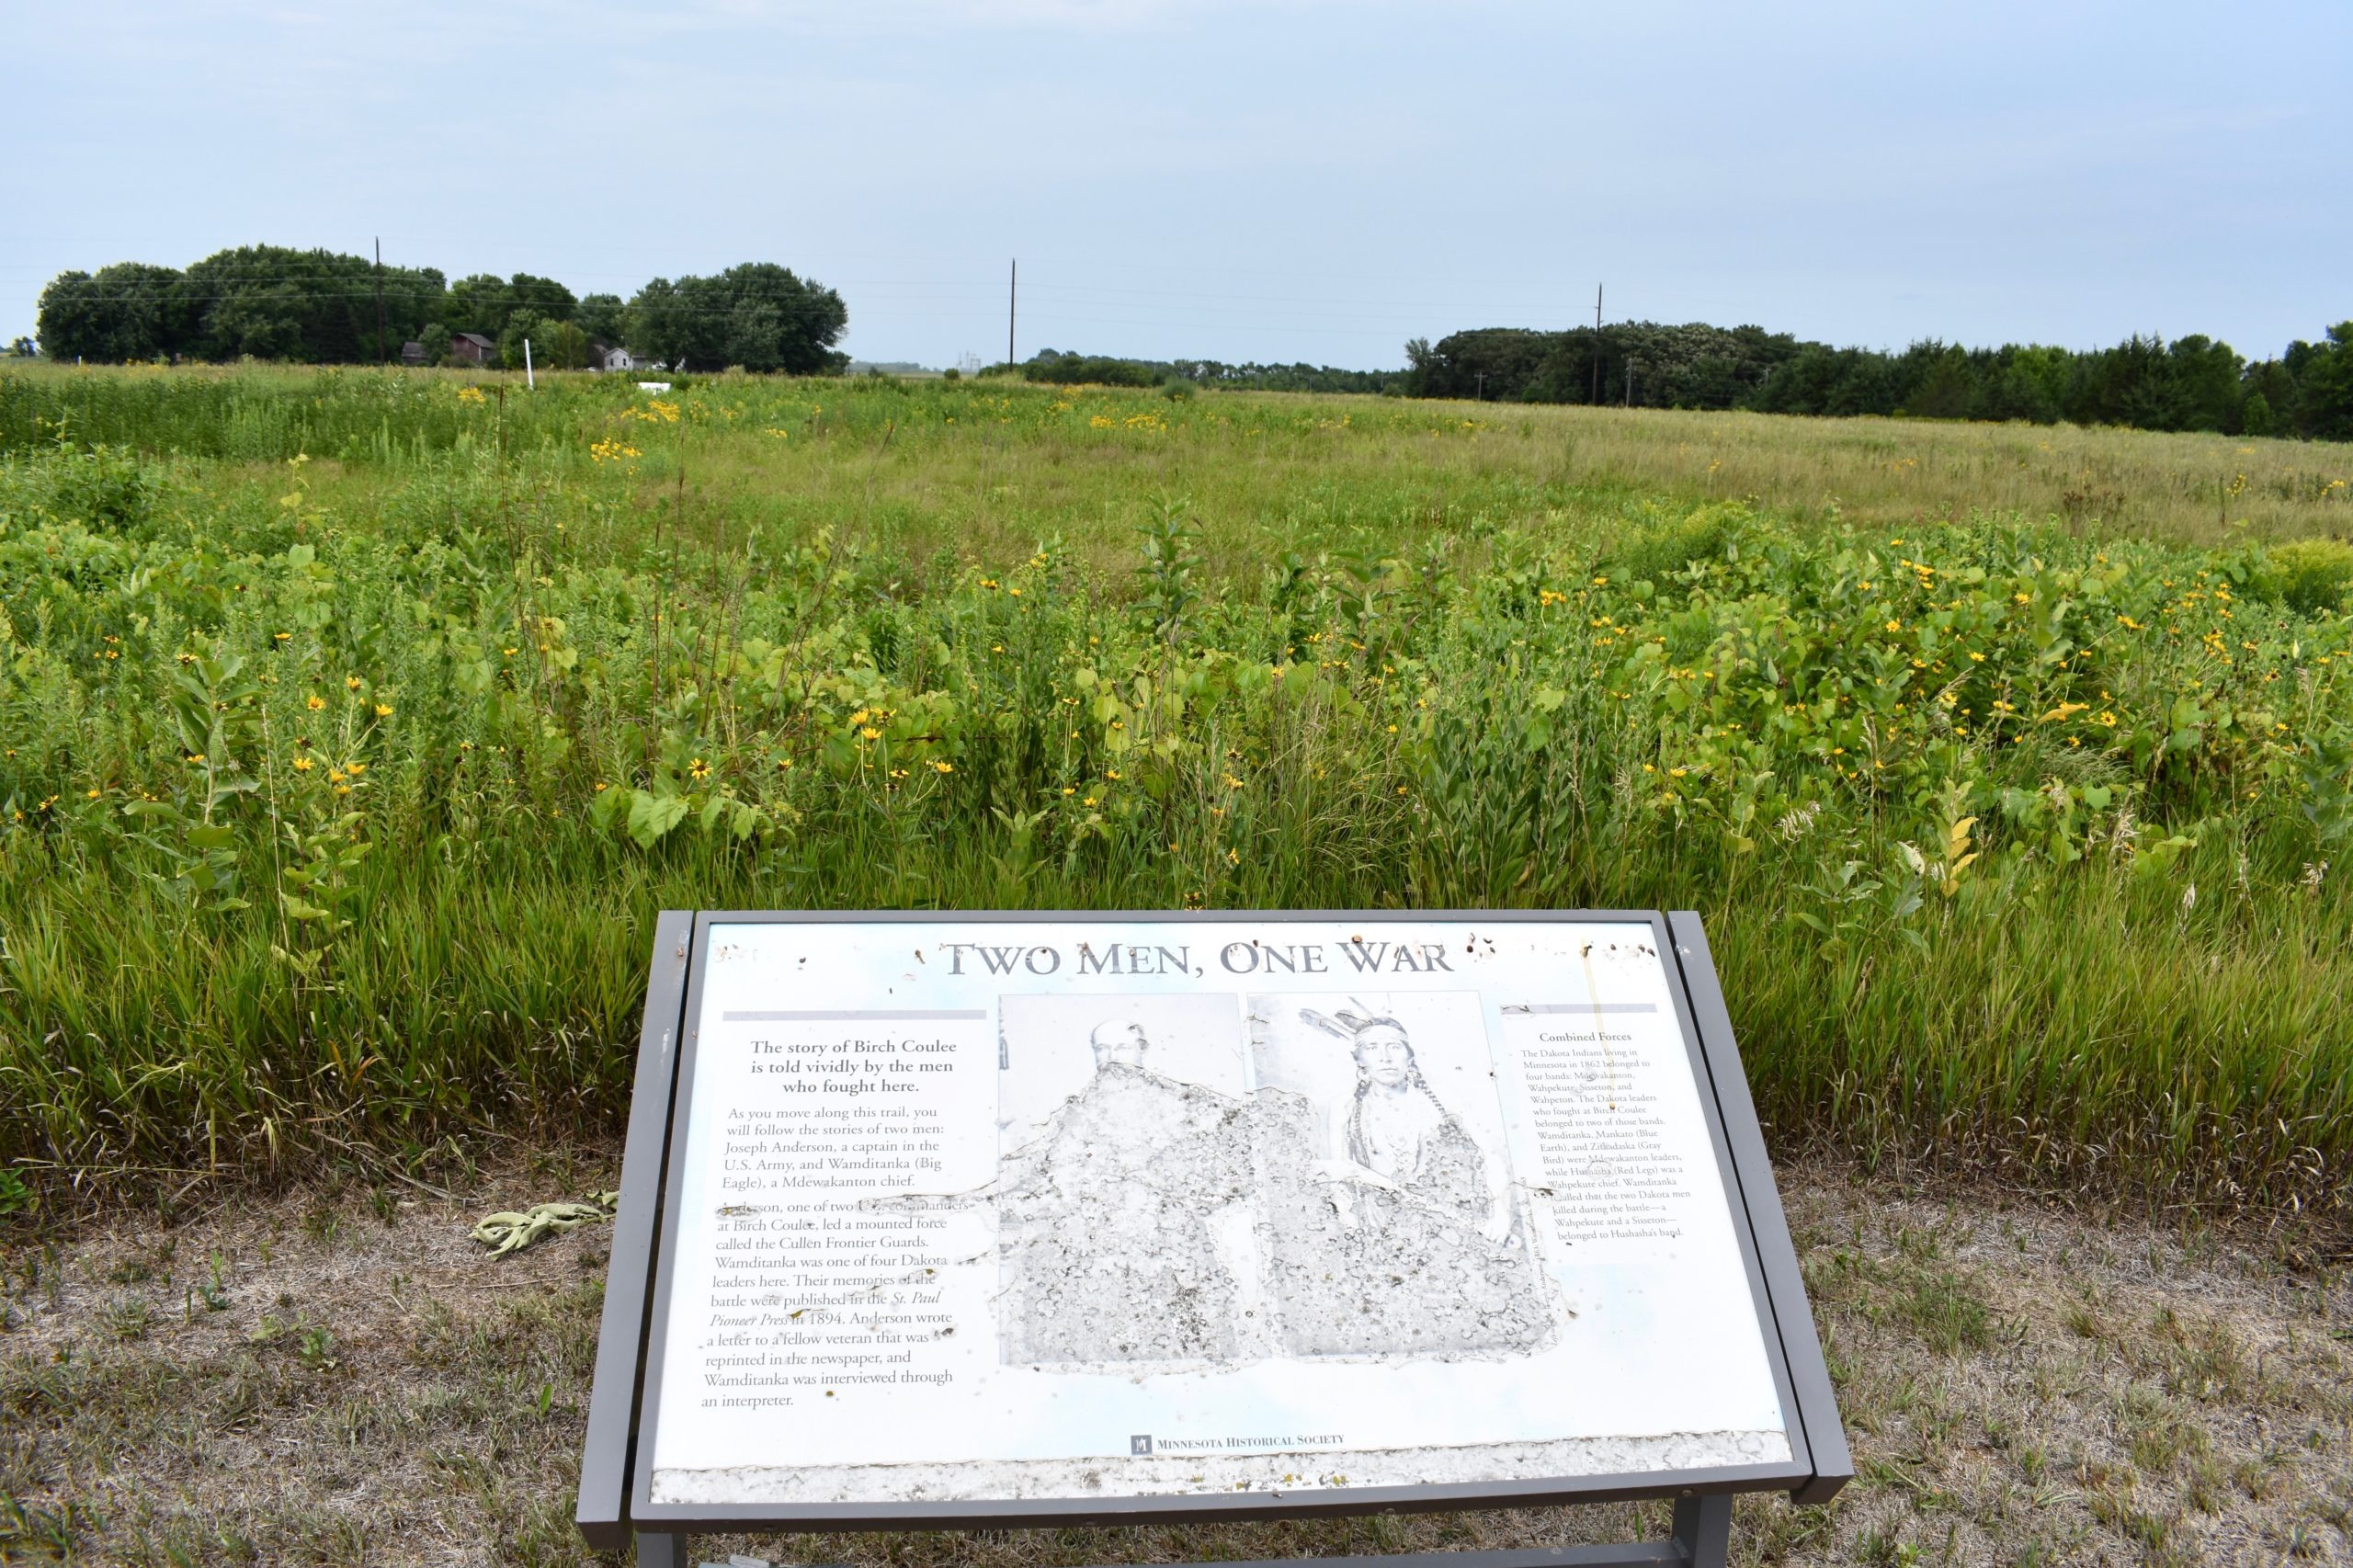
[580,910,1848,1566]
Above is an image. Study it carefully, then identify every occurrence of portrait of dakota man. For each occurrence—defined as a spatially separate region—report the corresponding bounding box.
[1248,995,1559,1359]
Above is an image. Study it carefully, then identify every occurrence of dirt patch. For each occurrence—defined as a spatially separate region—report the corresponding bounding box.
[2,1154,2347,1566]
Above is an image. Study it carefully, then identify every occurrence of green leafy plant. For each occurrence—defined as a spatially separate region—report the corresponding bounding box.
[1134,490,1203,647]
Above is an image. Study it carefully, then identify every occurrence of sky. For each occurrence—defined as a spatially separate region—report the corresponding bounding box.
[6,0,2347,369]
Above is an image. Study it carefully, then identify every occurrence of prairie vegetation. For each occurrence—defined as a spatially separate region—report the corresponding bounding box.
[0,364,2349,1221]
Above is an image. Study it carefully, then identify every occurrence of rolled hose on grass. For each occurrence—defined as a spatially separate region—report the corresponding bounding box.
[471,1191,620,1256]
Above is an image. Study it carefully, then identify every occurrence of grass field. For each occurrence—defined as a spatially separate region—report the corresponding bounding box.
[0,363,2349,1222]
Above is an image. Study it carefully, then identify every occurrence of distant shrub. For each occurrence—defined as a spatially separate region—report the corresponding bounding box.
[1607,506,1741,589]
[2266,539,2353,615]
[941,367,961,382]
[0,442,157,537]
[1025,354,1157,388]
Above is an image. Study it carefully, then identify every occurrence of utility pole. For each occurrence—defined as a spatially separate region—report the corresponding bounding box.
[1007,259,1017,368]
[1591,282,1603,405]
[1475,371,1485,401]
[1626,358,1633,407]
[373,237,389,365]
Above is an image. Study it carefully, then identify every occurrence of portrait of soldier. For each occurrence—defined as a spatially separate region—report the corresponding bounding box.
[995,1015,1258,1366]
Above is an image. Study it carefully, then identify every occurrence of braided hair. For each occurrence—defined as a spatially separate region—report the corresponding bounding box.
[1299,1004,1456,1182]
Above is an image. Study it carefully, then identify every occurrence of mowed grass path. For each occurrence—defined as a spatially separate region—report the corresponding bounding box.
[0,365,2348,1223]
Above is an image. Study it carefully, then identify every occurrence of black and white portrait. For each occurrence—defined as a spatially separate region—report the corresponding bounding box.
[1248,992,1558,1358]
[992,994,1263,1367]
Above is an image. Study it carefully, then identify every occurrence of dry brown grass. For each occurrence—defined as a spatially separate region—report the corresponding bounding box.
[3,1152,2347,1566]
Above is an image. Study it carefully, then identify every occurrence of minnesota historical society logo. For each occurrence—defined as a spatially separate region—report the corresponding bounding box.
[1131,1435,1153,1456]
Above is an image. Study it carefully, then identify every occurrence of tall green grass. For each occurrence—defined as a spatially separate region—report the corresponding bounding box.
[6,359,2349,548]
[0,367,2347,1220]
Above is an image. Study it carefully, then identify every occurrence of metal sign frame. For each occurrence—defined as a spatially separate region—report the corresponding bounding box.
[578,909,1848,1568]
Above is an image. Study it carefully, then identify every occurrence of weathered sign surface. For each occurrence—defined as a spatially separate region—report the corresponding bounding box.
[636,916,1797,1509]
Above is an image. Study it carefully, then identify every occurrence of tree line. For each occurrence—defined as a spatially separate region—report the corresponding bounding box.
[1013,348,1404,394]
[1014,324,2350,442]
[32,245,848,374]
[28,247,2350,440]
[1404,321,2353,441]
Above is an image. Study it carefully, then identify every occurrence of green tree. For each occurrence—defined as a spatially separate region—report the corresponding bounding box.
[2166,335,2246,432]
[498,311,546,370]
[625,263,847,373]
[623,278,708,369]
[1981,345,2069,422]
[37,264,193,361]
[577,292,625,347]
[727,298,785,372]
[1023,349,1158,387]
[2293,323,2353,441]
[444,274,515,338]
[542,319,590,369]
[507,273,577,324]
[175,246,440,362]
